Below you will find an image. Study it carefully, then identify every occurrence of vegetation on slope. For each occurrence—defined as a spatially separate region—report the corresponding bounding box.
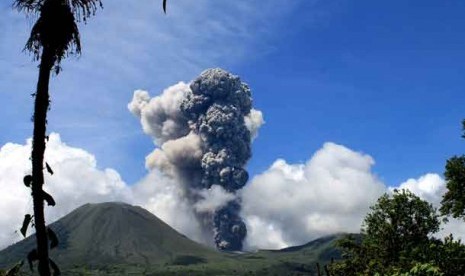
[0,202,342,275]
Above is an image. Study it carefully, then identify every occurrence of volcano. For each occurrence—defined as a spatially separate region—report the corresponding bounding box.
[0,202,221,270]
[0,202,342,275]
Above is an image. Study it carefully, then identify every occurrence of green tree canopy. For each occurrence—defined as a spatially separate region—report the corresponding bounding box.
[363,189,440,267]
[330,189,441,275]
[440,120,465,220]
[428,234,465,276]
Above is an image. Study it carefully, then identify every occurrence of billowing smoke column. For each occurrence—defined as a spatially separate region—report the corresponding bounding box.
[129,68,264,251]
[181,69,252,250]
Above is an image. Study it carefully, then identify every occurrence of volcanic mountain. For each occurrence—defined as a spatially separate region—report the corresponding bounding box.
[0,202,342,275]
[0,202,221,269]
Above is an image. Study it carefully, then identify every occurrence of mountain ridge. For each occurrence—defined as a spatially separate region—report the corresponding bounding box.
[0,202,221,269]
[0,202,342,275]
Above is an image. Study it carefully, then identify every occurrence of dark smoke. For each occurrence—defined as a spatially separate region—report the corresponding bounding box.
[129,68,263,251]
[181,69,252,250]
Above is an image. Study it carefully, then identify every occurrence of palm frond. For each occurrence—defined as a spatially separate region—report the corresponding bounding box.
[13,0,41,13]
[25,0,82,72]
[65,0,103,22]
[14,0,102,21]
[17,0,167,71]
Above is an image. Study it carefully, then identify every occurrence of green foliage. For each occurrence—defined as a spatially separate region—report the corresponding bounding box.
[363,189,440,268]
[440,155,465,220]
[428,235,465,276]
[330,189,465,276]
[390,263,443,276]
[329,189,441,275]
[440,119,465,220]
[326,234,368,275]
[171,255,207,266]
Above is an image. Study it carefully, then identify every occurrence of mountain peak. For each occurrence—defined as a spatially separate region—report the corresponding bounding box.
[0,202,218,269]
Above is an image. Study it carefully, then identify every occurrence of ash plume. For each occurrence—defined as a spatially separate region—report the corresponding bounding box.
[129,68,264,251]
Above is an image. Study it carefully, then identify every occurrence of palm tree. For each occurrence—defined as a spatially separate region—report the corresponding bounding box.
[14,1,102,274]
[14,0,167,275]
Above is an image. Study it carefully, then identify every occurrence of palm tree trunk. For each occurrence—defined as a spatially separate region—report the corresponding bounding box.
[32,46,54,276]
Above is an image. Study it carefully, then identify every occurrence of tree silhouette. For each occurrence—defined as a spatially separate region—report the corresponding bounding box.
[14,1,102,274]
[14,0,167,275]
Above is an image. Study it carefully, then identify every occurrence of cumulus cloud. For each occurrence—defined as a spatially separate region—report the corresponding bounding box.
[395,173,447,206]
[1,133,463,251]
[241,148,465,250]
[0,134,131,249]
[241,142,386,249]
[0,133,206,250]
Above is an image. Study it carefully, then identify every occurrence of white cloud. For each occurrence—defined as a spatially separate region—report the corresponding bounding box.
[241,142,386,250]
[0,141,33,249]
[1,135,464,252]
[395,173,446,207]
[241,149,465,250]
[244,109,265,140]
[0,134,131,249]
[0,133,208,250]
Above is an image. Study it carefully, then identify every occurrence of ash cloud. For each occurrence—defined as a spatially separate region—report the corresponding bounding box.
[128,83,191,145]
[129,68,264,250]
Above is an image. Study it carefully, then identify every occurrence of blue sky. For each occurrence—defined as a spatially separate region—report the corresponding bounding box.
[1,0,464,187]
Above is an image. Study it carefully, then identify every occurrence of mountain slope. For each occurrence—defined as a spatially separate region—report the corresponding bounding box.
[0,202,344,275]
[0,202,221,269]
[236,234,343,275]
